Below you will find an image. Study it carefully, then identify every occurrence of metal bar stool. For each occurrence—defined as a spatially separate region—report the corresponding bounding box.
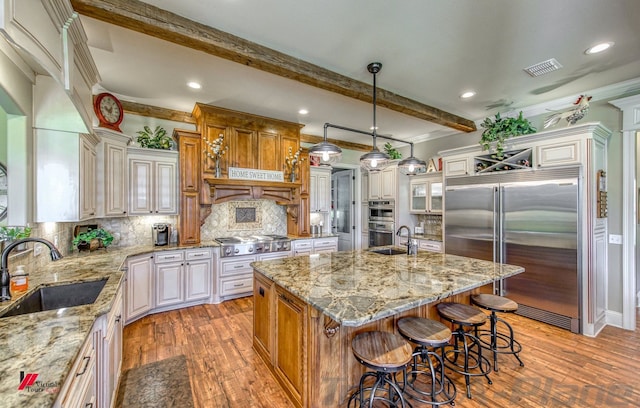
[397,317,457,407]
[348,331,414,408]
[436,302,492,399]
[471,293,524,371]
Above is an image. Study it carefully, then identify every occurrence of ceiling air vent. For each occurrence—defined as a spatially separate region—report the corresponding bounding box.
[523,58,563,77]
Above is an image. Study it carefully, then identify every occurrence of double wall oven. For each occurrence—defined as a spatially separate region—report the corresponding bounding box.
[368,200,394,247]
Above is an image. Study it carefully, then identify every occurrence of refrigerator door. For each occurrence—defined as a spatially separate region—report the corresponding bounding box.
[444,183,497,262]
[501,178,580,331]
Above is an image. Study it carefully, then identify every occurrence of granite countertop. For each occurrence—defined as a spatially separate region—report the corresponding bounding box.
[0,242,219,408]
[251,247,524,327]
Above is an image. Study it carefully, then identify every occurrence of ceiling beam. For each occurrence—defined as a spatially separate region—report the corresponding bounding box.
[71,0,477,133]
[120,100,196,124]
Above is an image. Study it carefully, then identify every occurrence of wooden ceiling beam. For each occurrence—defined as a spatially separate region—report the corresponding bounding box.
[120,100,196,124]
[300,134,372,152]
[72,0,477,133]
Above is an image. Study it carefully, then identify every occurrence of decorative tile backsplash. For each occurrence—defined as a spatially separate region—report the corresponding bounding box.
[201,200,287,240]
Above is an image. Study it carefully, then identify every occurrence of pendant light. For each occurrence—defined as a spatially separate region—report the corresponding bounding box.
[398,142,427,176]
[360,62,391,171]
[308,123,342,164]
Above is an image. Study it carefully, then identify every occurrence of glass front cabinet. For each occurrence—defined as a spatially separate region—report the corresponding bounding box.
[410,174,443,214]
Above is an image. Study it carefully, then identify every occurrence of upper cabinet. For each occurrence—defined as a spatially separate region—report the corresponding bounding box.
[309,167,331,213]
[128,147,178,216]
[368,165,397,200]
[192,103,303,178]
[35,129,100,222]
[2,0,100,131]
[409,173,443,214]
[95,129,131,217]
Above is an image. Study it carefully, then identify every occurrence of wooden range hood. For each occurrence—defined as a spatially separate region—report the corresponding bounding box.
[202,177,301,205]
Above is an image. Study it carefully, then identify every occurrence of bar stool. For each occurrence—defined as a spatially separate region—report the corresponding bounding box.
[348,331,413,408]
[471,294,524,371]
[436,302,492,399]
[397,317,457,407]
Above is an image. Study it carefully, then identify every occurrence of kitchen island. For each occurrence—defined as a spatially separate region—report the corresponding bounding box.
[251,248,524,408]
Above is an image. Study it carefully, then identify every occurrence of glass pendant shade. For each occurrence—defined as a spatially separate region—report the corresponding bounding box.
[308,141,342,165]
[398,156,427,175]
[360,147,391,171]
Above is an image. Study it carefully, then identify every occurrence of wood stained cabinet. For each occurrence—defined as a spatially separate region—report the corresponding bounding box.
[175,129,202,245]
[275,285,307,407]
[253,273,274,361]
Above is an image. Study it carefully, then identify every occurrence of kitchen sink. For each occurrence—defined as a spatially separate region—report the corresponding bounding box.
[0,279,108,318]
[369,248,407,256]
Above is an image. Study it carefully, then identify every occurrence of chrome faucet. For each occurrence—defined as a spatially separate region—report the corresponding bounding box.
[396,225,418,255]
[1,238,63,301]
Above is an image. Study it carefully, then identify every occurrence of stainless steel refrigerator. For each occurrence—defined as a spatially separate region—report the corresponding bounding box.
[444,166,581,333]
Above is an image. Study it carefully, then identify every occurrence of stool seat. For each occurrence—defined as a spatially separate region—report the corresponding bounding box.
[398,317,451,347]
[352,331,413,371]
[437,302,486,326]
[471,294,518,313]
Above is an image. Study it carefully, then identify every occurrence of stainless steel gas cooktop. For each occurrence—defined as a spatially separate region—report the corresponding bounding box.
[214,235,291,257]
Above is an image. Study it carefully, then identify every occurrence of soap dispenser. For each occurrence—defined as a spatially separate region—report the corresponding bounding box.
[10,265,28,292]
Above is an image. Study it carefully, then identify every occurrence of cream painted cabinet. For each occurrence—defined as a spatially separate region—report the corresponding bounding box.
[35,130,100,222]
[310,167,331,212]
[185,249,214,302]
[128,148,178,215]
[125,254,154,324]
[102,282,123,408]
[155,251,185,308]
[96,129,131,217]
[55,328,97,408]
[368,166,397,199]
[292,237,338,255]
[410,173,443,214]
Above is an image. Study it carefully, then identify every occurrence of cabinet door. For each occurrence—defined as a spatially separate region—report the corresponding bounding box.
[155,160,178,214]
[180,192,200,245]
[445,157,470,177]
[103,287,123,408]
[185,258,212,302]
[179,135,201,192]
[104,141,128,216]
[129,158,154,215]
[368,171,381,199]
[80,137,97,219]
[536,140,581,167]
[316,171,331,212]
[204,124,228,175]
[429,181,443,213]
[275,286,306,405]
[230,127,257,168]
[410,180,427,213]
[309,172,318,212]
[253,274,273,361]
[281,134,300,174]
[156,262,184,307]
[381,167,396,199]
[125,255,154,323]
[258,131,281,171]
[361,172,369,203]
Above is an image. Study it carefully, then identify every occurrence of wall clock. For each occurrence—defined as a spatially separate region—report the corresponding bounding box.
[0,162,7,222]
[94,92,124,132]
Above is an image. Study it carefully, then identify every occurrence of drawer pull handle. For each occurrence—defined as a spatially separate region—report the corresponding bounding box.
[76,356,91,377]
[233,283,245,287]
[279,293,294,304]
[192,253,204,257]
[233,265,245,269]
[115,315,121,323]
[85,403,94,408]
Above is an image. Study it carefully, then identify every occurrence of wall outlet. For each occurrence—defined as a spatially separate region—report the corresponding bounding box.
[608,234,622,244]
[34,244,42,256]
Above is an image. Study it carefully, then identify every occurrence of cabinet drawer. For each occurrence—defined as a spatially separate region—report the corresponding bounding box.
[60,333,96,407]
[313,239,338,248]
[220,276,253,296]
[220,257,256,276]
[419,240,442,252]
[155,251,184,263]
[185,249,211,260]
[292,240,312,250]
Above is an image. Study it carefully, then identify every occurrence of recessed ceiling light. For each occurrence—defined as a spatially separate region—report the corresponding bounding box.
[370,126,379,131]
[187,81,202,89]
[298,109,309,115]
[460,91,476,99]
[585,42,614,55]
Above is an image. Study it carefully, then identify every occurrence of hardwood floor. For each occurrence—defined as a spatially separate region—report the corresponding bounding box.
[122,299,640,407]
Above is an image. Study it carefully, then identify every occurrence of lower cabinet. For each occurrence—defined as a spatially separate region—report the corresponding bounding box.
[218,251,291,302]
[253,277,308,408]
[56,330,97,408]
[102,284,123,408]
[125,248,215,323]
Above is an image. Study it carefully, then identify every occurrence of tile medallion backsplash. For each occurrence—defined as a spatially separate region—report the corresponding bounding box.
[201,200,287,240]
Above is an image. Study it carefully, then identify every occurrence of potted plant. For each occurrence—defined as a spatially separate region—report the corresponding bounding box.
[135,126,174,150]
[479,111,536,159]
[73,228,114,251]
[384,142,402,159]
[0,226,32,251]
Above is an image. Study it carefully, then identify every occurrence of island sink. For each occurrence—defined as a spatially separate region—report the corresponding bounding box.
[369,248,407,255]
[0,279,108,318]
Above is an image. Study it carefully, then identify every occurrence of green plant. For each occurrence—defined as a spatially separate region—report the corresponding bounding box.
[136,126,174,149]
[72,228,114,248]
[384,142,402,159]
[479,111,536,159]
[0,226,32,240]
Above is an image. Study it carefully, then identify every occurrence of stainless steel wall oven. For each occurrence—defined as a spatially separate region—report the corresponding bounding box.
[368,200,394,247]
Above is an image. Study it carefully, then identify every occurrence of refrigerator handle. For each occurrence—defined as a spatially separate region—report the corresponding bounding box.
[492,186,498,263]
[495,186,505,296]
